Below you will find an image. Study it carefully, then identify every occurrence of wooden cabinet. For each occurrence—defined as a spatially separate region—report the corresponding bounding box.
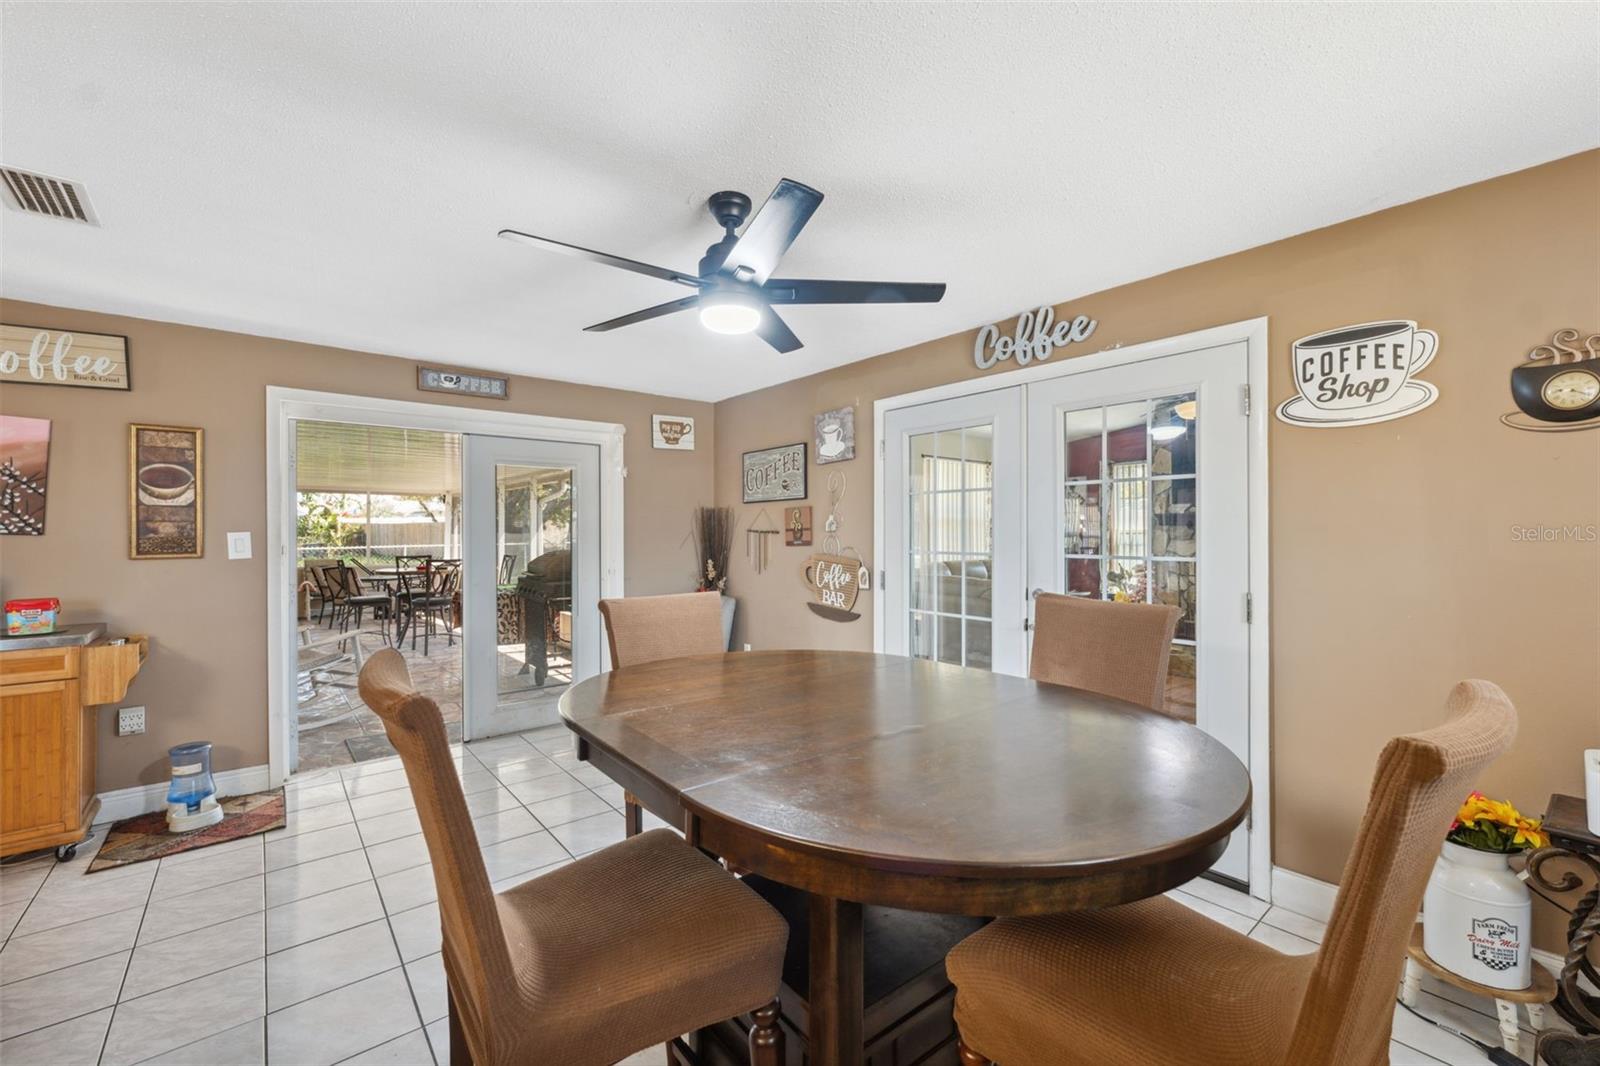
[0,634,146,860]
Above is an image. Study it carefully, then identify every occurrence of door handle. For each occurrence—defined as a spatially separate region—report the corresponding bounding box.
[1030,587,1045,600]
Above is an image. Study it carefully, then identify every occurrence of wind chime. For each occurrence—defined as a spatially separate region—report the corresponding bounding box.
[745,507,781,574]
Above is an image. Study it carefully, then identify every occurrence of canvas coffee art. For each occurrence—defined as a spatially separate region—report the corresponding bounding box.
[0,415,50,535]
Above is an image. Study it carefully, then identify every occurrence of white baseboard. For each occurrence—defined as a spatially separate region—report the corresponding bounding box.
[1271,864,1569,978]
[1270,866,1340,923]
[95,764,272,825]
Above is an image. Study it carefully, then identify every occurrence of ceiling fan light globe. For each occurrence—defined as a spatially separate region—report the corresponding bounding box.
[1150,423,1187,442]
[699,292,763,335]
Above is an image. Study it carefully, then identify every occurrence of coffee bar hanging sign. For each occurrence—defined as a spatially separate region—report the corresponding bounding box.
[1276,319,1440,428]
[974,306,1097,370]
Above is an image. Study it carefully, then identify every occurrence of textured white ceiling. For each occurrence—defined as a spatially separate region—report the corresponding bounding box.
[2,3,1595,401]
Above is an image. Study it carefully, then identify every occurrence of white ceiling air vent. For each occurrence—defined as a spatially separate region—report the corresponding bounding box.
[0,167,99,225]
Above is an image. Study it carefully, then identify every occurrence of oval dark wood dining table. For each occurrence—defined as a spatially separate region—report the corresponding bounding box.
[559,650,1250,1066]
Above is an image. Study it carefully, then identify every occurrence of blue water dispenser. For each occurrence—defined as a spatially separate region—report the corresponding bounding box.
[166,741,223,832]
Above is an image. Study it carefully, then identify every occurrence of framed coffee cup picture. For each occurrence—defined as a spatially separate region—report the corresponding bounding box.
[130,424,203,558]
[1276,319,1441,428]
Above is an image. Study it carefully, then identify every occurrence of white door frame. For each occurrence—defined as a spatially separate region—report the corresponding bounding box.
[265,386,625,787]
[872,317,1272,899]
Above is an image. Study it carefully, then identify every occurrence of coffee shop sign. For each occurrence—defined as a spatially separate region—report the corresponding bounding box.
[973,306,1098,371]
[1276,319,1440,428]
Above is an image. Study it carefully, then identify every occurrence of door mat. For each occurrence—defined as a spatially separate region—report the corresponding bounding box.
[86,789,285,873]
[344,721,459,764]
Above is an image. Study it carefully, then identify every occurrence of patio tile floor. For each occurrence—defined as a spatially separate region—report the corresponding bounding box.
[296,618,570,773]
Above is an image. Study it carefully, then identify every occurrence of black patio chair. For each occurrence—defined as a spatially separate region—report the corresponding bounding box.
[331,563,392,637]
[306,560,344,627]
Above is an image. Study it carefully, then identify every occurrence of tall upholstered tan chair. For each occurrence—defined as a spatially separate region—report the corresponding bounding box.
[357,648,788,1066]
[599,592,728,835]
[947,679,1519,1066]
[1028,592,1181,712]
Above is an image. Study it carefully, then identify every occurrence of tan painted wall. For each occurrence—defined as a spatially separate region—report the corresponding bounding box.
[0,302,715,791]
[713,151,1600,895]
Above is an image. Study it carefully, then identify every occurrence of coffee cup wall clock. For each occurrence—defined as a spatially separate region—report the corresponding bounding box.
[1500,329,1600,432]
[1275,320,1440,428]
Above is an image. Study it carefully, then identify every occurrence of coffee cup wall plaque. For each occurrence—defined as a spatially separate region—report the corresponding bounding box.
[1500,329,1600,432]
[1275,319,1440,428]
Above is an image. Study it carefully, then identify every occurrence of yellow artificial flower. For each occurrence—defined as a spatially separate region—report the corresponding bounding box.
[1457,793,1520,829]
[1511,818,1549,850]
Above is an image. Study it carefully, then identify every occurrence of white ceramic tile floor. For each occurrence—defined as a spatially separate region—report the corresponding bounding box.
[0,722,1574,1065]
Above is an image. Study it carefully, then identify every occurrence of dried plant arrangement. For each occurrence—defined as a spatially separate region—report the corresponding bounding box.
[693,505,733,592]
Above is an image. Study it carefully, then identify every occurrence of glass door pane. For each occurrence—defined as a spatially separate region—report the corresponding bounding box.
[880,388,1025,676]
[1054,391,1198,719]
[463,435,599,739]
[494,465,574,710]
[907,425,995,669]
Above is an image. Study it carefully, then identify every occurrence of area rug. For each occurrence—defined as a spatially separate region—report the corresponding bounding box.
[86,789,286,873]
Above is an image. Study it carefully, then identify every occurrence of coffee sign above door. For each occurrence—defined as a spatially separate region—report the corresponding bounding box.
[1276,320,1440,428]
[974,306,1097,370]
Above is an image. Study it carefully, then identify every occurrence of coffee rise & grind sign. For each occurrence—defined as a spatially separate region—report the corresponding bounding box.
[1276,319,1441,428]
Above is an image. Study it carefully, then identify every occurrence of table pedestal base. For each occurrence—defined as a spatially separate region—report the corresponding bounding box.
[688,877,986,1066]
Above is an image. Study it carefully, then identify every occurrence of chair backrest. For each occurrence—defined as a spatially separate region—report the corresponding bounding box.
[432,560,461,597]
[1028,593,1181,711]
[331,563,366,597]
[395,555,432,599]
[1284,679,1518,1064]
[357,649,514,1043]
[599,592,726,667]
[306,560,341,601]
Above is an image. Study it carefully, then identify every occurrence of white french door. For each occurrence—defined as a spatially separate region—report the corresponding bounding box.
[1025,342,1252,882]
[881,389,1026,675]
[462,434,601,739]
[878,337,1258,887]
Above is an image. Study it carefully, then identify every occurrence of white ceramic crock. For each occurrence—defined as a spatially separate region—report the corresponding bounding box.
[1421,840,1532,990]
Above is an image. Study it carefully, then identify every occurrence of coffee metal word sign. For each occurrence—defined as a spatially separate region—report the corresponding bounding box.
[417,365,508,400]
[1500,328,1600,433]
[1276,319,1440,428]
[1,324,130,391]
[652,414,696,450]
[973,306,1097,370]
[742,443,806,503]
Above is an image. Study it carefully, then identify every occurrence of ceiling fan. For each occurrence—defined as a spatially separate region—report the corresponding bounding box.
[498,178,947,354]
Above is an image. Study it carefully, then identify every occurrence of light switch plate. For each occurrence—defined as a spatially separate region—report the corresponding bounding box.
[227,531,252,559]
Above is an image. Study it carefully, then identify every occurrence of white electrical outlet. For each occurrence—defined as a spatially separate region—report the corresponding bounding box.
[743,643,752,652]
[117,706,146,736]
